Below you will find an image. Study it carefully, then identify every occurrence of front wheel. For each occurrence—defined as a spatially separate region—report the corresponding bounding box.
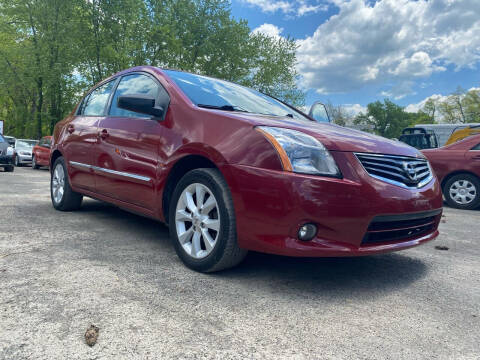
[169,168,247,272]
[4,165,14,172]
[14,155,21,167]
[51,157,83,211]
[443,174,480,210]
[32,155,39,169]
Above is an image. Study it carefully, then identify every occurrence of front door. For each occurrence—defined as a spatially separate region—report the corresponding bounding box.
[36,137,51,165]
[63,80,116,191]
[94,73,169,210]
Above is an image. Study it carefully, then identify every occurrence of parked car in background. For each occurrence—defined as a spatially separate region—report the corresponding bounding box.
[32,136,52,169]
[0,134,14,172]
[50,66,442,272]
[3,135,16,146]
[14,139,37,166]
[399,127,439,149]
[423,134,480,210]
[444,125,480,146]
[414,123,480,147]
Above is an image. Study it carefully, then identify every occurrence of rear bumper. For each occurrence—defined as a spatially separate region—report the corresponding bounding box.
[223,151,443,257]
[0,155,13,166]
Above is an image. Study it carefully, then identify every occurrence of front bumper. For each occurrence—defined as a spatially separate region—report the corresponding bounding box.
[0,155,13,166]
[224,151,443,257]
[16,154,32,164]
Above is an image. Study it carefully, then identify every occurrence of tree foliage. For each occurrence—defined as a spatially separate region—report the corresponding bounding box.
[0,0,304,138]
[437,87,480,123]
[353,99,410,138]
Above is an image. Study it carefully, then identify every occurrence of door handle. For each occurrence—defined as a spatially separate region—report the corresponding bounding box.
[67,124,75,134]
[99,129,109,140]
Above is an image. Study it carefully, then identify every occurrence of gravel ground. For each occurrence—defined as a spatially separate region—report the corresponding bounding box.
[1,167,479,359]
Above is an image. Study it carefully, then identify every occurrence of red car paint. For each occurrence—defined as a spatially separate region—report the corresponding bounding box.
[33,136,52,167]
[51,66,442,257]
[422,134,480,186]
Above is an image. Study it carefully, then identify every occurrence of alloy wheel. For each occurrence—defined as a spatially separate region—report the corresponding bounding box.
[175,183,220,259]
[52,163,65,205]
[449,179,477,205]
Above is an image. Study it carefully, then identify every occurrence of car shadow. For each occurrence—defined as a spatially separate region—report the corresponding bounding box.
[215,251,428,298]
[76,199,429,298]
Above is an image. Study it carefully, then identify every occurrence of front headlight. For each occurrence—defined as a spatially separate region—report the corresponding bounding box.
[6,147,14,156]
[256,126,341,177]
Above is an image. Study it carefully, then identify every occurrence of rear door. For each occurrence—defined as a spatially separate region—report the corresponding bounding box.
[63,80,117,191]
[94,73,169,210]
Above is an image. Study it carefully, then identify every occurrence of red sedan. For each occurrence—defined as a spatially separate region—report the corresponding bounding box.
[423,134,480,210]
[50,66,442,272]
[32,136,52,169]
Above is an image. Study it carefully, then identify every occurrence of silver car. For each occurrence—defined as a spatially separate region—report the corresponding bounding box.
[14,139,37,167]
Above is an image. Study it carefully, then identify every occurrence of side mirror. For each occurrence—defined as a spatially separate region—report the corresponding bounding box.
[117,95,164,118]
[309,102,330,123]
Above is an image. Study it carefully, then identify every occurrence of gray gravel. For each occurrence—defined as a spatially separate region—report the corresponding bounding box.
[1,167,479,359]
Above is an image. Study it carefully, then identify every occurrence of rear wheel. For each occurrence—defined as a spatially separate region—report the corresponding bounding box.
[32,155,39,169]
[443,174,480,210]
[51,156,83,211]
[4,165,14,172]
[169,168,247,272]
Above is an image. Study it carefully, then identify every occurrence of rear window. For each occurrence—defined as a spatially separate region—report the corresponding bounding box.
[472,143,480,150]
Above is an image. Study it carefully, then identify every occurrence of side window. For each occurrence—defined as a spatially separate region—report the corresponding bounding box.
[109,74,167,118]
[472,143,480,150]
[83,80,116,116]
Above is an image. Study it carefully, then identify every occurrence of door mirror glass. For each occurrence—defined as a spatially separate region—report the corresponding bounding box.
[309,102,330,123]
[117,95,163,118]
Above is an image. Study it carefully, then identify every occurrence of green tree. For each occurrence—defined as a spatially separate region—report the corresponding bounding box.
[0,0,305,138]
[354,99,410,138]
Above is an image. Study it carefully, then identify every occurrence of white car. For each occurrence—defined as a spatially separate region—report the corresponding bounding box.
[14,139,37,167]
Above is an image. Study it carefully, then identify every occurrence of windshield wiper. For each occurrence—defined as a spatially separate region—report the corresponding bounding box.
[197,104,249,113]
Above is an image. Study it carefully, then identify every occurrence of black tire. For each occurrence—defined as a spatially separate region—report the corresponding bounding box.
[51,156,83,211]
[32,155,40,169]
[443,173,480,210]
[14,155,21,167]
[4,165,14,172]
[169,168,247,272]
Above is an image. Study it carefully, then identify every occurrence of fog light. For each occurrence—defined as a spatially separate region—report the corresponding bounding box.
[298,223,317,241]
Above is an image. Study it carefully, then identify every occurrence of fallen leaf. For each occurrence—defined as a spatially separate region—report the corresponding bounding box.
[85,324,99,347]
[435,245,449,251]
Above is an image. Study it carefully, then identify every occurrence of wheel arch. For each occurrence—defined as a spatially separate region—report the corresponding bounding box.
[50,149,63,172]
[162,154,219,224]
[441,170,480,190]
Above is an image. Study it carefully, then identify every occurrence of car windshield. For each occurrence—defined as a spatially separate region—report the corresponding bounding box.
[164,70,309,121]
[16,140,33,149]
[26,140,38,146]
[0,135,4,143]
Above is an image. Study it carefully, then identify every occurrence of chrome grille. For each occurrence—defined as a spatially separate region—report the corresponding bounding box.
[355,153,433,189]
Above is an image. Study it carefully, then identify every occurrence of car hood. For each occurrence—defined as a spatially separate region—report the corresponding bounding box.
[229,113,421,157]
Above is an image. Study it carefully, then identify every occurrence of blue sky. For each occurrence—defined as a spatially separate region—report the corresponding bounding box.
[230,0,480,114]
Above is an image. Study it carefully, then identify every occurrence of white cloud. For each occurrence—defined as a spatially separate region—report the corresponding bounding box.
[344,103,367,115]
[251,23,284,39]
[405,94,449,113]
[297,0,480,96]
[241,0,328,17]
[405,87,480,113]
